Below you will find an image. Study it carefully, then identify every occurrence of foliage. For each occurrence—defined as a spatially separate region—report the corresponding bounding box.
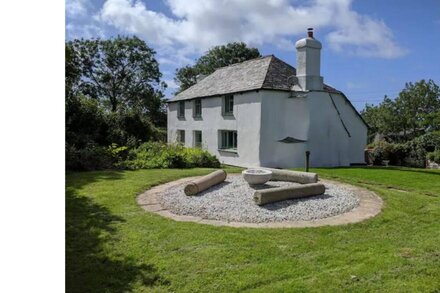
[65,44,81,98]
[107,143,129,163]
[361,79,440,142]
[174,42,261,93]
[120,142,220,169]
[66,167,440,292]
[104,108,163,147]
[66,36,167,121]
[65,37,170,170]
[426,150,440,164]
[368,140,397,165]
[66,143,114,171]
[65,95,166,170]
[368,131,440,167]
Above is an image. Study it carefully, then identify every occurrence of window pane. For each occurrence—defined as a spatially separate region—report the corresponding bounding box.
[194,131,202,147]
[178,130,185,144]
[179,101,185,117]
[194,99,202,116]
[220,130,237,149]
[224,95,234,114]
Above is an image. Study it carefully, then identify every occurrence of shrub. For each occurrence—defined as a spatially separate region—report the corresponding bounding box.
[66,143,114,171]
[369,132,440,167]
[120,142,220,169]
[427,150,440,164]
[369,140,395,165]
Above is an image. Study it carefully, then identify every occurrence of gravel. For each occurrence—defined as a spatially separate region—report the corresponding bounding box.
[159,175,360,223]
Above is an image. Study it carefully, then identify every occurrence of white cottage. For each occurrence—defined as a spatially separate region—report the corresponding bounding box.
[167,29,368,168]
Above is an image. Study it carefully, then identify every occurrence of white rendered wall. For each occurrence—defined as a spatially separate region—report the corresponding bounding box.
[258,90,367,168]
[167,91,262,167]
[167,90,367,168]
[259,90,309,168]
[306,91,367,167]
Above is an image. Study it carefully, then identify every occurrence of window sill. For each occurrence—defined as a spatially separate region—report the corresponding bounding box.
[218,148,238,154]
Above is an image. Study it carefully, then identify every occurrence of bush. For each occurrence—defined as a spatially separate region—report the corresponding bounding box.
[369,140,396,165]
[427,150,440,164]
[369,132,440,167]
[105,109,163,147]
[66,143,114,171]
[120,142,220,169]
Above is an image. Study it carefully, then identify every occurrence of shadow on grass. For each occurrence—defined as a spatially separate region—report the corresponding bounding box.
[66,171,169,292]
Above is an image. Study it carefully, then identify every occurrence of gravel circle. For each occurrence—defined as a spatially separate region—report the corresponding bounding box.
[159,175,360,223]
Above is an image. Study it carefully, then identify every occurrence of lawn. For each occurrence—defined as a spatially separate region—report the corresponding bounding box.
[66,167,440,292]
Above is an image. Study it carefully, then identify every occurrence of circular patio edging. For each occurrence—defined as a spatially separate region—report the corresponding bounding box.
[137,175,383,228]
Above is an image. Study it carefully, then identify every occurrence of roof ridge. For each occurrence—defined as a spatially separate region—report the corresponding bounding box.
[213,55,273,72]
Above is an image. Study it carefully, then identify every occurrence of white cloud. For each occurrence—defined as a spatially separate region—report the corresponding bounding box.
[66,0,89,17]
[66,23,106,40]
[90,0,407,62]
[163,78,179,90]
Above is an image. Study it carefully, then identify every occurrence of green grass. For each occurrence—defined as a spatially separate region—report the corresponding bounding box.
[66,166,440,292]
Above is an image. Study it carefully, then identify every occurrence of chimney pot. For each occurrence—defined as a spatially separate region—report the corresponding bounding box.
[307,28,314,38]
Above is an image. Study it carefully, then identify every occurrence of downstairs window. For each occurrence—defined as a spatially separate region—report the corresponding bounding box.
[219,130,237,150]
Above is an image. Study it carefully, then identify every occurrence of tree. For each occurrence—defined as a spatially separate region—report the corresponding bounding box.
[65,44,81,99]
[361,79,440,142]
[395,80,440,138]
[174,42,261,93]
[65,37,168,170]
[66,36,167,122]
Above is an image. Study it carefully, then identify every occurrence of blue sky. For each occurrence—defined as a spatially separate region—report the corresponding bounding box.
[66,0,440,110]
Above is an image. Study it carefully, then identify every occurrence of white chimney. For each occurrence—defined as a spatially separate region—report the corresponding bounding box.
[295,28,323,91]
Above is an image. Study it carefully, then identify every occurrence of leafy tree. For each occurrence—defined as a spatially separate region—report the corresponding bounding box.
[175,42,261,93]
[66,36,167,121]
[65,44,81,98]
[65,37,168,170]
[361,79,440,142]
[174,65,199,94]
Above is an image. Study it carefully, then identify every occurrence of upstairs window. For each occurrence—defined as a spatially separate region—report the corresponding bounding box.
[193,99,202,118]
[220,130,237,150]
[177,130,185,144]
[193,130,202,148]
[178,101,185,118]
[223,95,234,116]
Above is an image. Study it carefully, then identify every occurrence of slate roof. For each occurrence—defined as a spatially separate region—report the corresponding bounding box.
[171,55,296,101]
[169,54,368,127]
